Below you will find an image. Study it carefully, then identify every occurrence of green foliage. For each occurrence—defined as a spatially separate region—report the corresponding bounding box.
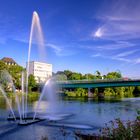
[70,72,82,80]
[104,88,116,96]
[133,86,140,96]
[8,65,24,89]
[5,92,39,101]
[27,92,39,100]
[0,70,9,91]
[0,70,14,91]
[137,110,140,120]
[83,73,96,80]
[106,72,122,79]
[57,70,123,81]
[28,74,37,92]
[0,63,24,90]
[95,70,102,79]
[65,88,87,97]
[0,61,7,70]
[61,70,140,98]
[75,88,87,97]
[103,72,135,98]
[63,70,73,79]
[137,86,140,91]
[54,74,67,81]
[104,87,135,98]
[101,118,140,140]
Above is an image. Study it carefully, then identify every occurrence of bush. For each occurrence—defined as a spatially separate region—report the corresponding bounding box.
[101,117,140,140]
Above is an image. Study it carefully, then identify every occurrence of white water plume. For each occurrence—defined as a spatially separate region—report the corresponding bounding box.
[33,78,59,120]
[0,70,22,121]
[0,85,16,120]
[25,11,45,118]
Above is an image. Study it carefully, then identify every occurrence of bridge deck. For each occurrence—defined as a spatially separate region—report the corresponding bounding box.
[57,79,140,88]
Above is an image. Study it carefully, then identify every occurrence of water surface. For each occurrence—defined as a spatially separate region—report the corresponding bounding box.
[0,96,139,140]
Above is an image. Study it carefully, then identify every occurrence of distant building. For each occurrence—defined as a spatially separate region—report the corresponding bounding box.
[28,61,52,83]
[1,57,17,65]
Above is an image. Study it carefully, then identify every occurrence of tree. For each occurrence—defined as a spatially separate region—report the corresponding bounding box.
[75,88,87,97]
[54,74,67,81]
[63,70,73,80]
[106,72,122,79]
[28,74,37,92]
[83,73,95,80]
[8,65,24,89]
[0,70,11,91]
[95,70,102,79]
[0,60,7,70]
[70,72,82,80]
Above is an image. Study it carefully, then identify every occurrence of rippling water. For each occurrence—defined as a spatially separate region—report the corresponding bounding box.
[0,96,139,140]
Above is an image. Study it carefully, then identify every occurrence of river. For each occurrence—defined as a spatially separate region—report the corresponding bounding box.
[0,96,139,140]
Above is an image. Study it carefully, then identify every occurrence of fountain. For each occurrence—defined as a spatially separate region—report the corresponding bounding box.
[20,11,46,125]
[4,11,64,125]
[0,11,94,133]
[0,70,21,121]
[1,11,47,125]
[25,11,45,119]
[0,85,16,121]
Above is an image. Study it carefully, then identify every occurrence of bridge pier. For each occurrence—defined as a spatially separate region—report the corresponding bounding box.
[98,88,105,99]
[88,88,94,98]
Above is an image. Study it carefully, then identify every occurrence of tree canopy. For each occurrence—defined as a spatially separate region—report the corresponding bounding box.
[28,74,37,92]
[0,60,7,71]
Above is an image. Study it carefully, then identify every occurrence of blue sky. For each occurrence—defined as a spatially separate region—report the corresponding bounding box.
[0,0,140,77]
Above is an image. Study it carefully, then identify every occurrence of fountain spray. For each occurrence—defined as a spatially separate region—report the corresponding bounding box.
[25,11,45,118]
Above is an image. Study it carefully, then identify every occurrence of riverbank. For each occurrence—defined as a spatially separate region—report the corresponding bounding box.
[1,91,140,102]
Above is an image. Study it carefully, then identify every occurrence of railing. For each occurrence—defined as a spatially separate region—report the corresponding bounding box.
[56,78,140,84]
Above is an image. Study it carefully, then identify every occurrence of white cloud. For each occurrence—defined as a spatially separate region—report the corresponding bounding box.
[91,53,101,57]
[112,57,131,63]
[92,20,140,41]
[93,28,103,38]
[46,43,62,55]
[91,53,131,63]
[90,0,140,65]
[134,58,140,64]
[46,43,77,56]
[87,41,134,51]
[91,50,140,65]
[92,0,140,41]
[116,50,138,57]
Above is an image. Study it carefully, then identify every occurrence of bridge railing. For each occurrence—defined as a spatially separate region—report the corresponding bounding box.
[56,78,140,84]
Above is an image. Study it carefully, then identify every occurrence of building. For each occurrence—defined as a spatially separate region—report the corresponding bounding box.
[28,61,52,83]
[1,57,17,65]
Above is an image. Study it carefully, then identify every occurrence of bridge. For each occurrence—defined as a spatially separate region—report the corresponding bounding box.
[56,79,140,88]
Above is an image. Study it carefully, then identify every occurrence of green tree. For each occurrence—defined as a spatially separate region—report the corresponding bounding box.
[106,72,122,79]
[0,70,11,91]
[8,65,24,89]
[55,74,67,81]
[95,70,102,79]
[28,74,37,92]
[0,60,7,70]
[63,70,73,80]
[83,73,95,80]
[133,86,140,96]
[70,72,82,80]
[75,88,87,97]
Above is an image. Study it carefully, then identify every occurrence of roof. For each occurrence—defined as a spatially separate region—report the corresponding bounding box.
[1,57,17,64]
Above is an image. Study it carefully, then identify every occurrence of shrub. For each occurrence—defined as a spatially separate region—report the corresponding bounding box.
[101,117,140,140]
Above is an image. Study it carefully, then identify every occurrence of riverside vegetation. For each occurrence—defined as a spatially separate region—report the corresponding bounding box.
[100,111,140,140]
[55,70,140,98]
[0,60,140,140]
[0,60,140,99]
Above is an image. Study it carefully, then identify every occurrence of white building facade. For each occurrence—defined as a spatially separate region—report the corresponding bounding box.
[28,61,52,83]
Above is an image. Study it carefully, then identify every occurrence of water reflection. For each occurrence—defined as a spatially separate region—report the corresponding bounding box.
[0,96,140,140]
